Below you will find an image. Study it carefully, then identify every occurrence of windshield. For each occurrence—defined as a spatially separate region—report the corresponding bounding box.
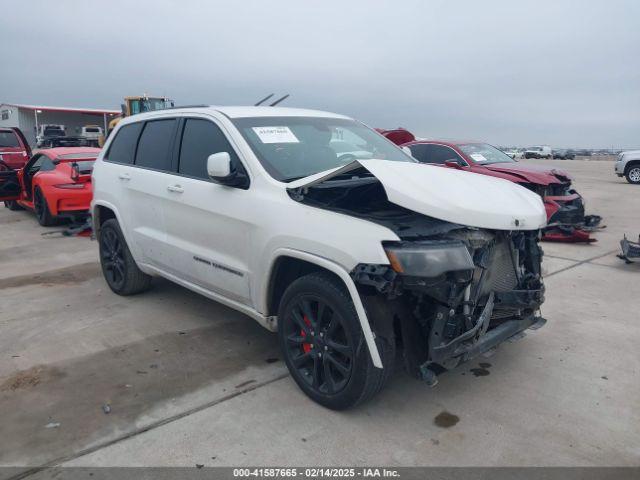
[0,131,20,147]
[129,98,171,114]
[458,143,515,165]
[232,116,412,182]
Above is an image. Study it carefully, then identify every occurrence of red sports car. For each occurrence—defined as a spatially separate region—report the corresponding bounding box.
[1,147,100,226]
[0,127,32,169]
[379,129,601,242]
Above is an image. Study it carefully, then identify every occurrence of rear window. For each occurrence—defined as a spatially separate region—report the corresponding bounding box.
[106,123,143,164]
[135,119,176,171]
[85,127,100,133]
[0,131,20,148]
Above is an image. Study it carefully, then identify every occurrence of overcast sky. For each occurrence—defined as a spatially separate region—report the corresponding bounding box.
[2,0,639,148]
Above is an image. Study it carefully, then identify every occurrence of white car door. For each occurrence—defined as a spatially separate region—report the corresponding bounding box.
[97,122,145,259]
[162,116,253,305]
[125,118,180,270]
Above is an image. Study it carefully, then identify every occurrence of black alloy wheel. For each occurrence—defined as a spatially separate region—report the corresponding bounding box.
[98,219,152,295]
[100,226,126,291]
[278,272,394,410]
[34,187,55,226]
[283,295,354,395]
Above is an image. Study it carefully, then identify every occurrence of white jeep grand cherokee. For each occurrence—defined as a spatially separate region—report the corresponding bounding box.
[92,106,548,409]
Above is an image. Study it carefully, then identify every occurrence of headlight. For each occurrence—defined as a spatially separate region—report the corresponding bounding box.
[384,241,474,277]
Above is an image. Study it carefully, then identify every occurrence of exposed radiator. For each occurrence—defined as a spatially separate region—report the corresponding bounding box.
[481,239,519,294]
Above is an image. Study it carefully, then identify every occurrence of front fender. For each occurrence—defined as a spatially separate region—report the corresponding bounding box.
[260,248,384,369]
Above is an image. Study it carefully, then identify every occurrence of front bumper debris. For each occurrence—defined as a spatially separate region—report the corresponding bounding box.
[543,208,604,243]
[542,192,604,243]
[618,235,640,263]
[426,287,544,370]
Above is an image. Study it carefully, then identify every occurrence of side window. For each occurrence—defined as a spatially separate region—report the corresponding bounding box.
[408,144,432,163]
[428,145,464,165]
[39,158,56,172]
[29,154,46,173]
[409,144,465,165]
[135,119,177,171]
[178,119,241,180]
[0,131,20,147]
[106,123,143,164]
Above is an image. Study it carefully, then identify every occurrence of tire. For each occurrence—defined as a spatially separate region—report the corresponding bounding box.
[33,187,56,226]
[4,200,23,211]
[98,218,152,295]
[625,165,640,185]
[277,272,394,410]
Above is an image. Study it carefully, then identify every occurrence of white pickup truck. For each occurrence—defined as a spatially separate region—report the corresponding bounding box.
[524,146,552,159]
[81,125,103,140]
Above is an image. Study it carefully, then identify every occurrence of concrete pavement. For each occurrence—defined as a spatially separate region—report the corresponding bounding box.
[1,159,638,470]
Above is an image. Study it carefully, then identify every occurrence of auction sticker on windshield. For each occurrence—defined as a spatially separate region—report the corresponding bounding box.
[470,153,487,162]
[253,126,299,144]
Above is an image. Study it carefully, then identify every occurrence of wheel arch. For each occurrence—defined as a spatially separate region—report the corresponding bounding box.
[624,159,640,175]
[92,201,123,240]
[33,175,62,215]
[263,248,383,368]
[33,183,58,215]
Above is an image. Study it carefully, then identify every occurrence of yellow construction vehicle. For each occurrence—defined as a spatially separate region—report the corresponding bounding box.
[99,95,174,146]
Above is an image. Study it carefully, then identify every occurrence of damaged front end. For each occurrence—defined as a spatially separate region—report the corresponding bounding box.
[523,181,604,243]
[288,165,546,384]
[353,228,545,383]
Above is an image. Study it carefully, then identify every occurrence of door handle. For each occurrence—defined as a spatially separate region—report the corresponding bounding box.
[167,184,184,193]
[118,173,131,181]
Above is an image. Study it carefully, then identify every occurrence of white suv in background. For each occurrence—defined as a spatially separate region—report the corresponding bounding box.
[615,150,640,184]
[92,106,547,409]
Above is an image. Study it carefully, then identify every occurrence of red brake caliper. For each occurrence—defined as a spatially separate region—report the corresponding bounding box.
[301,315,312,353]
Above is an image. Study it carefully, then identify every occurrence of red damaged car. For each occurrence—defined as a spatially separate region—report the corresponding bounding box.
[1,147,100,226]
[379,129,601,242]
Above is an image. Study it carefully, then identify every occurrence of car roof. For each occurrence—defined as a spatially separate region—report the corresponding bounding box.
[123,105,352,121]
[36,147,101,159]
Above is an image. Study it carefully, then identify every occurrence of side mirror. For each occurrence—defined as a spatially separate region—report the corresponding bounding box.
[444,159,464,169]
[207,152,250,189]
[207,152,232,179]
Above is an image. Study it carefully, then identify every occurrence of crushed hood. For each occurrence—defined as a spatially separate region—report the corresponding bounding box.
[484,162,571,185]
[288,160,547,231]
